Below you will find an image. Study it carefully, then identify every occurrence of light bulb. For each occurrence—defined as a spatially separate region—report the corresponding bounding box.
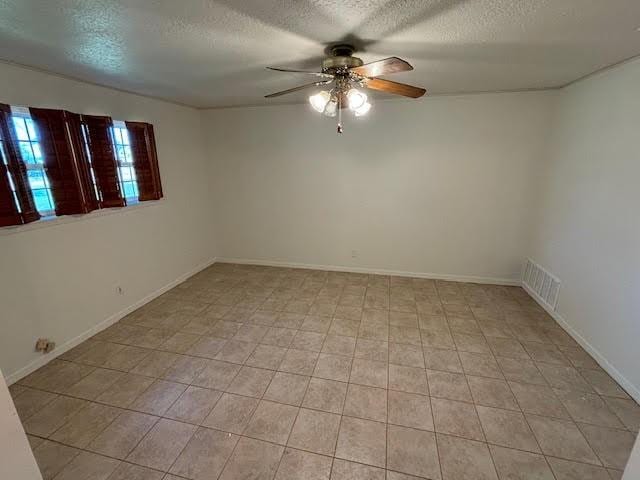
[347,89,367,111]
[354,102,371,117]
[323,98,337,117]
[309,91,330,113]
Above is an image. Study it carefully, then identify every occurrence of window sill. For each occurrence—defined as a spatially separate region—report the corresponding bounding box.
[0,199,162,236]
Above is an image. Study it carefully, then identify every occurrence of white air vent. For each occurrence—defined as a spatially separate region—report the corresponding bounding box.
[522,258,560,311]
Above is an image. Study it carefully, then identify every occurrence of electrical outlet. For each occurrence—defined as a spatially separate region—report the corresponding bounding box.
[35,338,48,352]
[35,338,55,353]
[351,250,358,259]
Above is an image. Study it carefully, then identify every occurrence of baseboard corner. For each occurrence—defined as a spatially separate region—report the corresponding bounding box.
[521,281,640,403]
[4,256,218,385]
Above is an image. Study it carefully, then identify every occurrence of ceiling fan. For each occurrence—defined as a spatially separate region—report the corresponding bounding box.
[265,44,426,133]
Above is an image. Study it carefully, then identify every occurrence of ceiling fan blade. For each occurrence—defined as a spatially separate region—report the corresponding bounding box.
[264,80,333,98]
[267,67,334,79]
[364,78,426,98]
[350,57,413,77]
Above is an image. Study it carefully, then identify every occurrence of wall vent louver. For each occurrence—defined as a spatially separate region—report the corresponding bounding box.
[522,258,560,311]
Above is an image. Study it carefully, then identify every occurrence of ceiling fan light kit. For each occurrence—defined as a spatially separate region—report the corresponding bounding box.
[266,44,426,134]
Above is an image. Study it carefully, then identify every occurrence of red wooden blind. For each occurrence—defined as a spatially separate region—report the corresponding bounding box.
[0,103,40,225]
[126,121,163,201]
[82,115,125,208]
[0,102,164,228]
[0,139,21,227]
[66,112,99,212]
[29,108,95,216]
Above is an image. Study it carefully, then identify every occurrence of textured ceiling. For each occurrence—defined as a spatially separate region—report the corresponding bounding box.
[0,0,639,108]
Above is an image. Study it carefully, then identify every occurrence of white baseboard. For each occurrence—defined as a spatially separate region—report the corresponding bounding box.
[10,255,636,404]
[216,257,521,286]
[5,256,218,386]
[522,282,640,404]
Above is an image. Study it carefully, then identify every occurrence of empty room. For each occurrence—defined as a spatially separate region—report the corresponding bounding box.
[1,1,639,479]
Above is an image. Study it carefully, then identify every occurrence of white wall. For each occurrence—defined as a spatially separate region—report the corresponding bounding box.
[529,58,640,400]
[203,92,555,283]
[624,434,640,479]
[0,62,215,382]
[0,370,42,479]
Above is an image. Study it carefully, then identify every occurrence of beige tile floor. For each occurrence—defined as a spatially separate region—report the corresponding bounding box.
[10,263,640,480]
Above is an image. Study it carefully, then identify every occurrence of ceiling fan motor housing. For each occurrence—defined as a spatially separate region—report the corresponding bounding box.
[323,44,363,73]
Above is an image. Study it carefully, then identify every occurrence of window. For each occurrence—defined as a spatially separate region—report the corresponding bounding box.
[11,113,55,216]
[111,122,139,201]
[0,102,162,228]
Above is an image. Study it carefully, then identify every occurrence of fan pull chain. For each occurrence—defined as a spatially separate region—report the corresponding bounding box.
[337,95,343,134]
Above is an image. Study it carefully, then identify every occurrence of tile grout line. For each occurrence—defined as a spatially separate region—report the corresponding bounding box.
[385,290,390,472]
[468,296,595,477]
[31,415,620,478]
[49,312,636,432]
[20,353,636,436]
[269,285,324,480]
[21,367,635,473]
[488,335,563,479]
[16,264,637,479]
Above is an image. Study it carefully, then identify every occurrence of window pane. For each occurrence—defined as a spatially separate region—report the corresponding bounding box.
[119,167,133,181]
[27,169,46,189]
[19,141,35,163]
[115,145,126,162]
[32,188,53,212]
[25,118,38,140]
[112,127,123,145]
[12,118,29,141]
[32,143,43,163]
[123,181,136,199]
[120,128,130,145]
[111,125,139,199]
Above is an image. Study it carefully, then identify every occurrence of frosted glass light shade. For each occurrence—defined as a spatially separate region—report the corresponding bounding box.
[323,99,337,117]
[309,91,331,113]
[355,102,371,116]
[347,89,367,110]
